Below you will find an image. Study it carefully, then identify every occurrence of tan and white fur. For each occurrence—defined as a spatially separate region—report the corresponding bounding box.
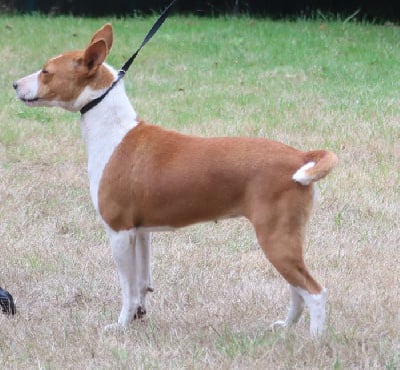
[14,24,337,337]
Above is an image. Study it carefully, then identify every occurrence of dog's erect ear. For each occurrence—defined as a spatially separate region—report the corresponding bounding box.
[82,24,113,75]
[83,39,108,75]
[89,23,113,53]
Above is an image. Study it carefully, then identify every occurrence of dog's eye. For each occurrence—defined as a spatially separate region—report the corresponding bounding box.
[41,69,49,75]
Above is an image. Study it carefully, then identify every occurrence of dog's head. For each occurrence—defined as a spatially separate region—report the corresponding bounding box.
[14,24,115,112]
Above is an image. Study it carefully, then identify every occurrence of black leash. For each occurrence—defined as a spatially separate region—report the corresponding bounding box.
[80,0,178,115]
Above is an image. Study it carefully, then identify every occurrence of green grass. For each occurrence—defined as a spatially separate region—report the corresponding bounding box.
[0,15,399,369]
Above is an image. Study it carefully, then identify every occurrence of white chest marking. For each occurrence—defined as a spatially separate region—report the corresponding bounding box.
[79,69,137,214]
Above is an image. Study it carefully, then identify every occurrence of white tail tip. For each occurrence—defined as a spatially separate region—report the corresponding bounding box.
[293,162,315,185]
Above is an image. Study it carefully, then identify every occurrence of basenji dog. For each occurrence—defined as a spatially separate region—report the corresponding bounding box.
[13,23,337,336]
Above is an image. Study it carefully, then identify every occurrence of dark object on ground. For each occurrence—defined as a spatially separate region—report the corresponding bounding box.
[0,287,16,315]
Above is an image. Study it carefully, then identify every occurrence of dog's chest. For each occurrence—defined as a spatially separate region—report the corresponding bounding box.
[80,102,137,214]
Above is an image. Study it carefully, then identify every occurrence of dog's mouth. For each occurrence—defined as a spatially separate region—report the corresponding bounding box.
[18,96,41,106]
[13,82,41,104]
[21,97,39,103]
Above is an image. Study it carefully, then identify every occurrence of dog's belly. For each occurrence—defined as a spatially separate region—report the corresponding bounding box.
[99,183,244,231]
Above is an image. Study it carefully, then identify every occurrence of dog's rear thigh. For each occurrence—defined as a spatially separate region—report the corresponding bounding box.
[255,226,322,293]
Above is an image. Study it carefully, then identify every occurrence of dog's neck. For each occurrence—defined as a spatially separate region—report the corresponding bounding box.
[80,65,138,212]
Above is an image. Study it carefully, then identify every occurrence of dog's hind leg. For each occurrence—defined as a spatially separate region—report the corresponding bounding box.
[108,228,141,326]
[254,212,326,337]
[270,284,305,331]
[293,285,326,337]
[135,230,153,318]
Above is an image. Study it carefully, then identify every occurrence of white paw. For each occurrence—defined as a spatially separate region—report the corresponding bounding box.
[310,324,324,338]
[102,322,126,334]
[270,320,288,332]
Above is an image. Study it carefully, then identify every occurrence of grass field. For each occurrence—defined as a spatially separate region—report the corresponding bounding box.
[0,14,399,369]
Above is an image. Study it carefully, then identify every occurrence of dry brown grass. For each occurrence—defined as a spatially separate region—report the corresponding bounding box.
[0,16,399,369]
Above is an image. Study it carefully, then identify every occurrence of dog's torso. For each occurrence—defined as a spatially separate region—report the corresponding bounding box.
[97,120,307,231]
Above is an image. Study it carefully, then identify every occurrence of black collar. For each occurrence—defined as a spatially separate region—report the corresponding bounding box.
[80,70,125,115]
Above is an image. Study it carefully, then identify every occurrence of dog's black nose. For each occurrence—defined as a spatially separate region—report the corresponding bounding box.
[12,81,18,90]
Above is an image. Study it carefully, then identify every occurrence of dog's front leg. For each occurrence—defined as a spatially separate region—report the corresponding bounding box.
[108,228,141,326]
[135,230,153,318]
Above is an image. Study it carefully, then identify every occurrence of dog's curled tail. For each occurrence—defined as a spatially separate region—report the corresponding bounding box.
[293,150,338,186]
